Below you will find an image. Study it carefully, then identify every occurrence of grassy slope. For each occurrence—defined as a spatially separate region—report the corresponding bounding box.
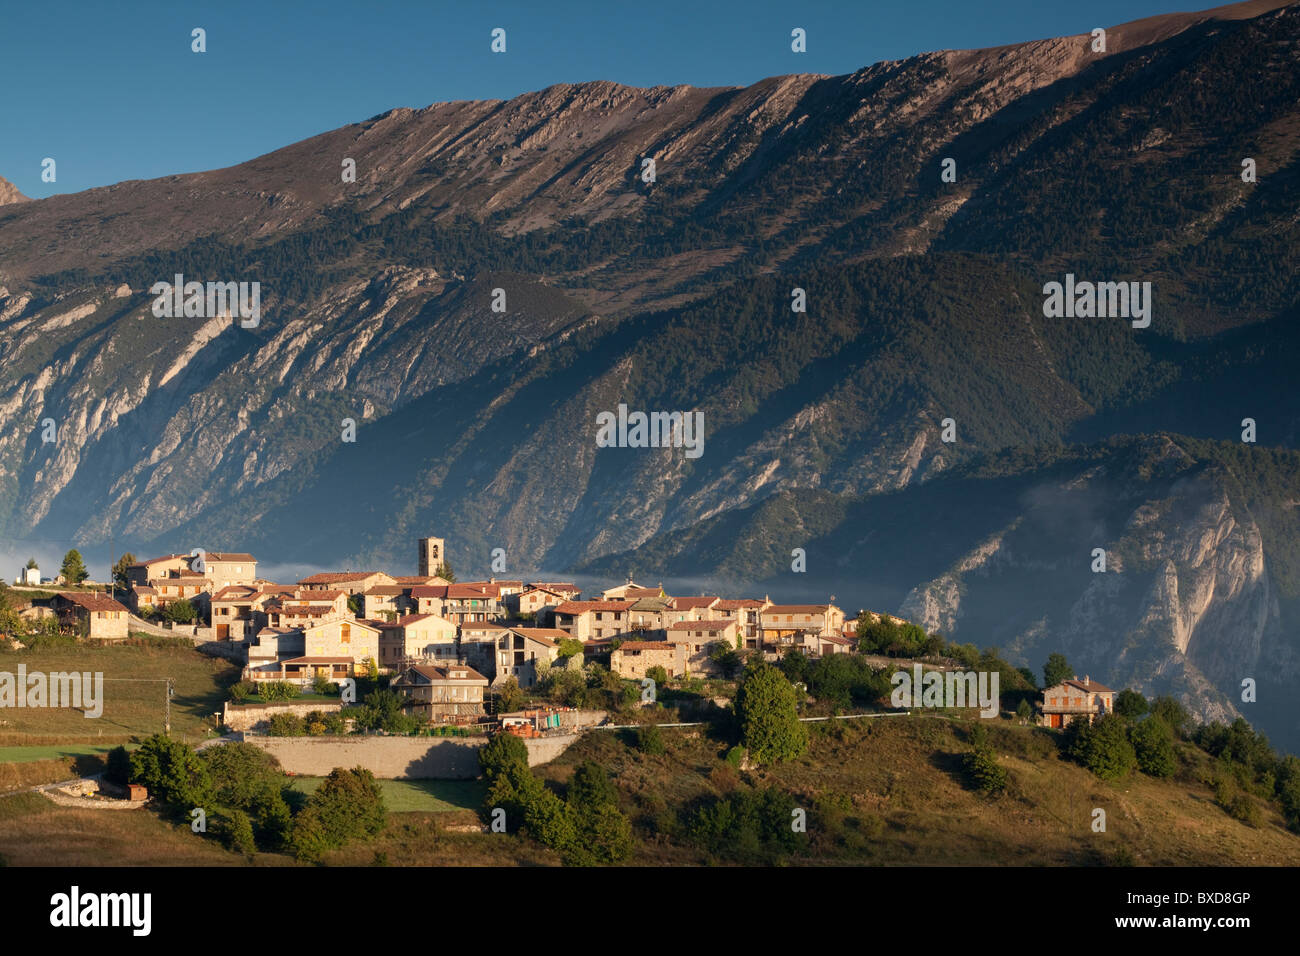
[4,714,1293,866]
[0,642,239,746]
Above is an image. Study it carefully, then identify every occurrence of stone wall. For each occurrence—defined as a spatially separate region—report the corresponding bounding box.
[243,732,581,779]
[222,700,343,732]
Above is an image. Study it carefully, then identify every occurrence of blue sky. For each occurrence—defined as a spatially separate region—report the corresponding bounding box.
[1,1,1191,199]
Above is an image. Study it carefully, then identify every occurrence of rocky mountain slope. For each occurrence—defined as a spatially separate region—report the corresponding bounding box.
[1,1,1298,746]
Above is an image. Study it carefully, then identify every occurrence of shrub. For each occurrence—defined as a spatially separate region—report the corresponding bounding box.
[268,712,305,737]
[291,767,386,861]
[228,681,256,703]
[128,735,212,813]
[637,724,666,756]
[1115,689,1149,719]
[215,808,257,857]
[480,732,531,783]
[964,746,1009,795]
[725,745,746,769]
[259,681,301,702]
[1079,714,1137,781]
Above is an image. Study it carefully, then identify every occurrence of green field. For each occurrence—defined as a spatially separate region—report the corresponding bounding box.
[286,776,484,813]
[0,744,128,763]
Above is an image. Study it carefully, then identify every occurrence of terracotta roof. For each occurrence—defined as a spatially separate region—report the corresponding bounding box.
[132,586,158,595]
[529,582,579,593]
[617,641,674,651]
[665,620,732,631]
[554,600,635,614]
[620,586,664,599]
[673,596,720,610]
[508,627,565,647]
[364,585,409,596]
[395,663,488,684]
[1063,677,1114,694]
[129,554,187,568]
[280,656,354,665]
[212,586,259,602]
[57,592,129,613]
[715,599,766,609]
[822,634,855,645]
[205,552,256,562]
[392,575,446,585]
[297,571,383,585]
[764,604,836,615]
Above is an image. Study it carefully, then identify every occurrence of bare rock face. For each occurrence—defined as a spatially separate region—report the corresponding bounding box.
[0,174,28,206]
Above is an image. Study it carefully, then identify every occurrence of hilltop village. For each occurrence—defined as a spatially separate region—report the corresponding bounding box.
[7,535,1126,733]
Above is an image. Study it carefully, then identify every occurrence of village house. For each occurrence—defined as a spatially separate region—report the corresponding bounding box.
[125,554,191,589]
[664,619,738,675]
[714,598,770,646]
[410,583,502,624]
[390,663,489,722]
[297,571,395,595]
[668,596,721,623]
[458,621,513,676]
[210,584,262,640]
[493,627,562,688]
[552,600,636,641]
[1038,675,1116,729]
[759,603,846,658]
[610,640,686,679]
[377,613,458,667]
[201,552,258,589]
[361,584,414,620]
[513,584,574,622]
[600,579,666,601]
[51,592,130,641]
[628,595,674,631]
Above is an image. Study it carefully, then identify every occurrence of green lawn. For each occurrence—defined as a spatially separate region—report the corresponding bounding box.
[0,744,133,764]
[286,776,485,813]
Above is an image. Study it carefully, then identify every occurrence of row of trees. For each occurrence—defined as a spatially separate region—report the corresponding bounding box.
[117,736,385,860]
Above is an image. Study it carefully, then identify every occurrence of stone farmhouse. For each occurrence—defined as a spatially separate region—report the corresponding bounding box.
[1037,676,1116,728]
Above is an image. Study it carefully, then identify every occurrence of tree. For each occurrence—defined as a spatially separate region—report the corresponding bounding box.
[164,599,197,624]
[556,638,584,659]
[1151,696,1191,738]
[1130,717,1176,778]
[346,594,363,616]
[129,734,213,812]
[735,660,807,764]
[291,766,387,861]
[434,561,456,583]
[24,557,37,570]
[354,689,417,734]
[708,641,742,679]
[1015,699,1032,724]
[105,745,132,786]
[1115,689,1149,719]
[567,760,619,809]
[60,549,88,585]
[479,732,531,784]
[646,665,669,689]
[110,553,136,592]
[1043,653,1072,688]
[268,712,305,736]
[494,676,525,713]
[1079,714,1137,781]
